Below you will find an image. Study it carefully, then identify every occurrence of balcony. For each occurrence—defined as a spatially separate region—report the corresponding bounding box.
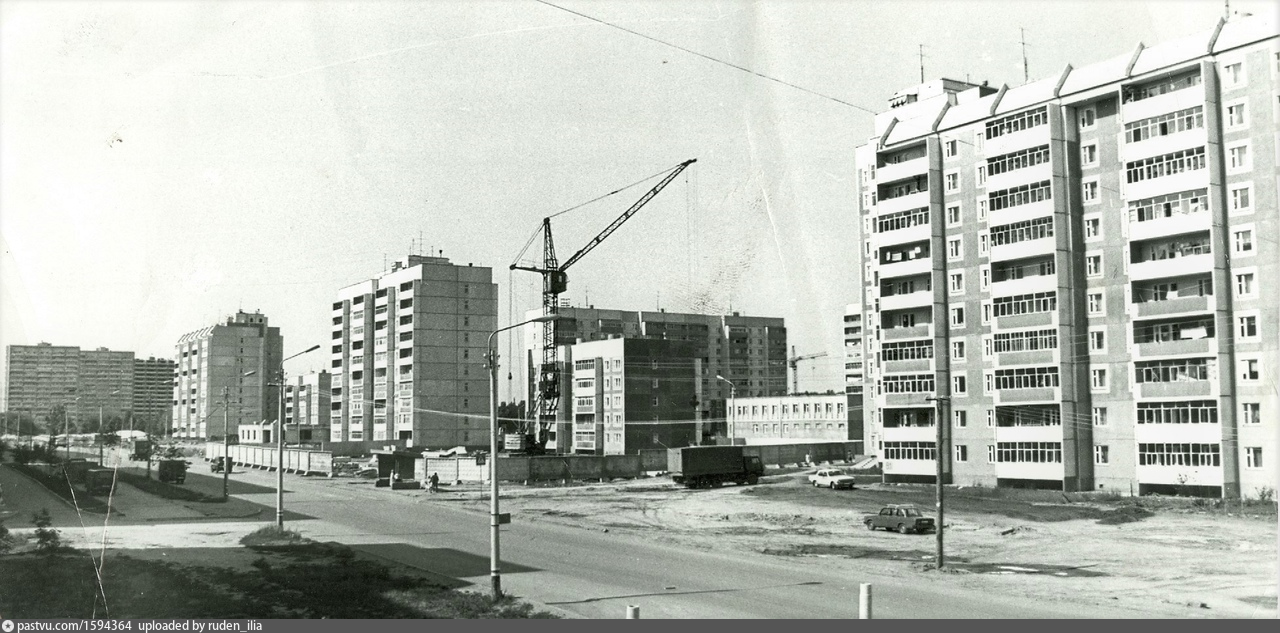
[1134,422,1222,444]
[985,162,1053,196]
[993,387,1058,404]
[881,425,937,443]
[879,257,932,279]
[882,324,932,341]
[1138,381,1213,399]
[995,311,1055,331]
[880,290,933,311]
[883,359,933,374]
[881,459,937,476]
[877,155,929,185]
[1132,295,1212,318]
[1121,127,1208,164]
[994,461,1064,481]
[983,125,1050,159]
[987,200,1054,235]
[1135,337,1213,359]
[990,274,1056,299]
[1125,169,1209,203]
[1128,253,1212,281]
[877,190,930,216]
[883,392,935,408]
[876,221,931,248]
[1128,211,1211,242]
[1135,464,1223,487]
[995,425,1063,443]
[1121,83,1205,124]
[996,350,1057,367]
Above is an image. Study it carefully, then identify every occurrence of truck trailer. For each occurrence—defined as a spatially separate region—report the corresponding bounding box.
[667,446,764,488]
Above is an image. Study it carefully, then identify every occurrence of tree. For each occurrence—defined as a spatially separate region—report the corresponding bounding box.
[0,516,13,554]
[32,508,64,554]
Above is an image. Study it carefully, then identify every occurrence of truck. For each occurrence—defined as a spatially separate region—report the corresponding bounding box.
[157,459,187,484]
[130,439,153,461]
[84,468,116,496]
[667,446,764,489]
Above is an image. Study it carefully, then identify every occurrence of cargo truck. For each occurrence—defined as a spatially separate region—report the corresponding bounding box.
[667,446,764,488]
[84,468,116,496]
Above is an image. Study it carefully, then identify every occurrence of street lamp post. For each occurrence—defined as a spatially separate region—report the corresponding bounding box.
[487,315,555,600]
[273,345,320,529]
[926,395,950,570]
[715,375,736,442]
[225,371,256,501]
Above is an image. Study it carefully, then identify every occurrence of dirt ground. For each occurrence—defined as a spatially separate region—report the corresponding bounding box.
[437,469,1278,619]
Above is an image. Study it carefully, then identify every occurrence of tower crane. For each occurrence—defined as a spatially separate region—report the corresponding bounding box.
[788,345,828,394]
[511,159,697,451]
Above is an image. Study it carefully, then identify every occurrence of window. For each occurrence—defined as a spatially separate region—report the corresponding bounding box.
[1222,62,1243,87]
[1230,184,1252,214]
[987,445,995,463]
[945,171,959,192]
[1227,143,1250,172]
[953,374,967,395]
[981,303,991,324]
[1245,447,1263,469]
[1086,254,1102,277]
[1125,106,1204,143]
[979,234,989,256]
[1082,179,1100,203]
[1079,107,1096,129]
[1241,403,1261,425]
[977,199,988,220]
[976,164,987,187]
[1088,292,1104,315]
[1081,143,1098,166]
[1089,329,1106,353]
[948,237,962,261]
[955,445,968,463]
[951,341,966,361]
[992,291,1056,317]
[946,204,961,226]
[1238,315,1258,339]
[1125,147,1205,183]
[949,272,964,295]
[1226,102,1247,128]
[1092,407,1107,426]
[1235,272,1255,298]
[1232,229,1254,255]
[980,268,990,290]
[950,306,965,327]
[954,410,967,427]
[944,139,958,157]
[989,180,1051,211]
[1084,217,1101,240]
[992,329,1057,353]
[1239,358,1260,382]
[1094,445,1109,465]
[1137,401,1218,424]
[1090,368,1108,391]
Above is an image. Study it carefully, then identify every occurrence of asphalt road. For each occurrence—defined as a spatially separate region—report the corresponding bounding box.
[217,467,1161,619]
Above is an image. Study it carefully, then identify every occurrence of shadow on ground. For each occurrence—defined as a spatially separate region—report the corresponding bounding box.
[762,544,1107,578]
[351,543,541,579]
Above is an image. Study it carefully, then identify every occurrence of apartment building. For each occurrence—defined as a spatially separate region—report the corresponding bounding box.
[523,307,787,451]
[330,255,496,448]
[172,311,283,439]
[563,337,701,454]
[6,343,153,429]
[844,303,867,394]
[730,393,850,444]
[133,357,176,430]
[856,15,1276,497]
[284,371,331,443]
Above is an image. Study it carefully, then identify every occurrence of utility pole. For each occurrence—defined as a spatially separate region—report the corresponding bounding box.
[927,395,950,569]
[222,386,232,500]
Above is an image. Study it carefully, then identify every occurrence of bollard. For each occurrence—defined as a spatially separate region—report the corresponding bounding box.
[626,605,640,619]
[859,583,872,619]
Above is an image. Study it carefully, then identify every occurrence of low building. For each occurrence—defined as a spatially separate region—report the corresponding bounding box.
[730,393,851,444]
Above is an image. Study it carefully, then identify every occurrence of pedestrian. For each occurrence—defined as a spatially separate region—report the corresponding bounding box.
[429,472,440,493]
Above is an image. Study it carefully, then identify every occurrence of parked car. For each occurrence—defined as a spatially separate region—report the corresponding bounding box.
[807,468,857,490]
[864,504,936,534]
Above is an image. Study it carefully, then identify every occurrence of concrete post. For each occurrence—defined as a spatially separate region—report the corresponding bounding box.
[859,583,872,619]
[626,605,640,619]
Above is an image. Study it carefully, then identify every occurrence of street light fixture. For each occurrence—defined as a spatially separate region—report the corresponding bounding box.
[487,314,555,599]
[715,375,736,441]
[272,345,321,529]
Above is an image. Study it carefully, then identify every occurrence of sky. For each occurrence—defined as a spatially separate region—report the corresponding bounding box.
[1,0,1271,404]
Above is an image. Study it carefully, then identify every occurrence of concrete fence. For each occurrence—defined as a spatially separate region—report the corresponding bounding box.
[205,442,333,476]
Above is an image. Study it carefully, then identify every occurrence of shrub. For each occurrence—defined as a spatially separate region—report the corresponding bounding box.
[0,517,13,554]
[32,509,64,554]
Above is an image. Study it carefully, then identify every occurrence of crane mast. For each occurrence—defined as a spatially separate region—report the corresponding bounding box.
[788,345,828,394]
[511,159,696,452]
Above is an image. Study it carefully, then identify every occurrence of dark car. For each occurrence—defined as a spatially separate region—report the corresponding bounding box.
[864,504,936,534]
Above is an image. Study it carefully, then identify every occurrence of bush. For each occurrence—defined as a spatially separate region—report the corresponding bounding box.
[32,509,64,554]
[0,517,13,554]
[240,525,304,547]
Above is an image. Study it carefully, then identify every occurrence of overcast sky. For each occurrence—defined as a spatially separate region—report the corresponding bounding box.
[1,0,1269,403]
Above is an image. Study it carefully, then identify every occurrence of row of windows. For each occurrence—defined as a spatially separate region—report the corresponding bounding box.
[877,207,929,233]
[1134,235,1211,262]
[1125,147,1205,184]
[992,291,1056,318]
[992,257,1054,282]
[1136,400,1218,425]
[989,216,1053,247]
[985,107,1048,139]
[994,442,1062,464]
[992,329,1057,353]
[881,340,934,362]
[883,441,936,461]
[1123,70,1200,103]
[1134,358,1212,384]
[1128,189,1208,223]
[881,374,935,394]
[988,180,1051,212]
[1133,318,1214,344]
[986,145,1050,176]
[995,406,1061,427]
[1138,443,1220,467]
[992,367,1059,390]
[1124,106,1203,144]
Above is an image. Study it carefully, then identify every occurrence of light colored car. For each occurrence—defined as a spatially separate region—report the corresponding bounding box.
[807,468,857,490]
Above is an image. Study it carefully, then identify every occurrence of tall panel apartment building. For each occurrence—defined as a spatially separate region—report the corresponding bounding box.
[523,307,787,451]
[284,371,331,443]
[330,255,496,448]
[856,15,1276,497]
[172,311,283,439]
[6,343,148,428]
[133,357,177,430]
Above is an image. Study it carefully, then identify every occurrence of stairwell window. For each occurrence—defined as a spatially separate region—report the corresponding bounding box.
[1240,358,1260,382]
[1088,292,1104,315]
[1092,407,1107,426]
[1086,254,1103,277]
[1094,445,1109,465]
[1227,143,1250,173]
[945,171,960,193]
[1081,143,1098,167]
[1082,179,1100,204]
[1235,272,1256,298]
[1226,101,1248,129]
[1090,368,1108,392]
[1230,184,1252,215]
[1079,107,1096,130]
[1232,228,1254,255]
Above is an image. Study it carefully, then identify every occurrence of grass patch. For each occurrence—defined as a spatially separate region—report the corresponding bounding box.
[0,542,559,618]
[5,463,111,514]
[116,470,224,503]
[239,525,304,547]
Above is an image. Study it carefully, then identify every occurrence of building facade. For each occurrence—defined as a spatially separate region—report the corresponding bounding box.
[524,307,788,451]
[856,15,1277,497]
[5,343,169,431]
[133,357,176,431]
[563,337,700,455]
[843,303,867,395]
[172,311,283,439]
[284,371,331,443]
[329,255,497,448]
[730,393,851,444]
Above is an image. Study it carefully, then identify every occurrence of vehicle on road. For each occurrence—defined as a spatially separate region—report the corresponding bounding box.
[807,468,857,489]
[84,467,116,495]
[158,459,188,484]
[864,504,936,534]
[668,446,764,489]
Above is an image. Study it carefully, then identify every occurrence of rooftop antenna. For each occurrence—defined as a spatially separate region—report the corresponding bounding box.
[1020,27,1030,84]
[918,44,925,83]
